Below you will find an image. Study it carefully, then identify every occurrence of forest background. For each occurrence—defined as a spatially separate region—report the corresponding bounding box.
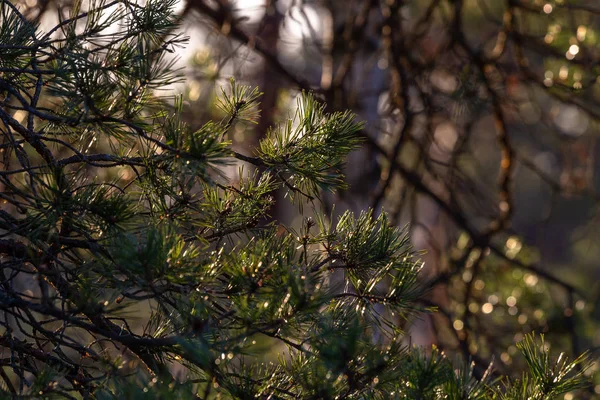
[2,0,600,398]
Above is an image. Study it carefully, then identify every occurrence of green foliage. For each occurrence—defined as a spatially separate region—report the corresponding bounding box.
[508,334,589,399]
[217,78,262,125]
[258,92,364,200]
[0,1,592,399]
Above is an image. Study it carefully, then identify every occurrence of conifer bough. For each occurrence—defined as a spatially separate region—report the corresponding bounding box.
[0,0,590,398]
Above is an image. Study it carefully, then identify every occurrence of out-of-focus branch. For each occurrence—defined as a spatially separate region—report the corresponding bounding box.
[185,0,316,92]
